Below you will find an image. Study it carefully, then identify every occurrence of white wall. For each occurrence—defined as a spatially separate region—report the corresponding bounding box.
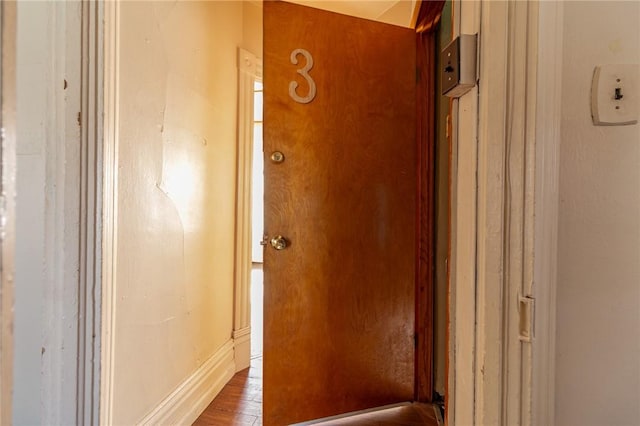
[14,2,47,423]
[556,2,640,425]
[113,2,245,423]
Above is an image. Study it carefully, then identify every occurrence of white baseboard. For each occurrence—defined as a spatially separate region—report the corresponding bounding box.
[233,326,251,372]
[138,339,236,426]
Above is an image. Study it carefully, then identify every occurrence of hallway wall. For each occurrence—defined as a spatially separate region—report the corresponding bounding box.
[113,2,247,423]
[556,2,640,424]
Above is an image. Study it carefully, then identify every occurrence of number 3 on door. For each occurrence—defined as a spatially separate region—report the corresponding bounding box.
[289,48,317,104]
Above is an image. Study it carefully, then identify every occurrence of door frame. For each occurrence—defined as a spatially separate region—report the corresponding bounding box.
[75,0,560,423]
[100,0,118,423]
[77,2,104,424]
[10,1,102,424]
[449,1,562,425]
[447,0,547,425]
[0,1,16,423]
[532,2,563,425]
[233,47,263,373]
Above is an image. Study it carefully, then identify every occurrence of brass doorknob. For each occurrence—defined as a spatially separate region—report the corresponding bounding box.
[270,235,288,250]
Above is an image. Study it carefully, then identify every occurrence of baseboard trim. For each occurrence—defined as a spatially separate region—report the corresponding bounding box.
[138,339,236,426]
[234,326,251,372]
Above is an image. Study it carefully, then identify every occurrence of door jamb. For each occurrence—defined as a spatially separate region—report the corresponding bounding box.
[233,48,262,372]
[447,1,480,423]
[0,1,16,423]
[77,2,104,424]
[532,2,563,425]
[449,1,545,425]
[100,1,119,423]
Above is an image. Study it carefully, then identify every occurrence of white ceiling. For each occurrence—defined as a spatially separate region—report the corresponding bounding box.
[285,0,419,28]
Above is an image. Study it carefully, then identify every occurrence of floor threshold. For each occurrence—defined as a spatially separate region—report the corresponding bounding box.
[292,402,441,426]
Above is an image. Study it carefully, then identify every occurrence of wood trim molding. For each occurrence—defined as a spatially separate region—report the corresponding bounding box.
[473,2,511,424]
[532,2,563,425]
[448,1,480,424]
[474,1,540,425]
[137,340,236,426]
[233,326,252,373]
[0,2,16,423]
[451,1,542,425]
[100,1,120,424]
[77,2,104,424]
[233,48,261,372]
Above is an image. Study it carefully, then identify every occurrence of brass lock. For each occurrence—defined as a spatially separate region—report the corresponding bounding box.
[270,235,288,250]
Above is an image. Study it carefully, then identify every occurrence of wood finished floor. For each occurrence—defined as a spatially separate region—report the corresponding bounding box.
[194,356,263,425]
[194,357,439,426]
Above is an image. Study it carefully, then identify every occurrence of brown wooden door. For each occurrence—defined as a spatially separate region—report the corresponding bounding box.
[263,2,417,424]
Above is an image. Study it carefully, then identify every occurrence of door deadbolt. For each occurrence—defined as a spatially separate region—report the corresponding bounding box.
[270,151,285,163]
[270,235,288,250]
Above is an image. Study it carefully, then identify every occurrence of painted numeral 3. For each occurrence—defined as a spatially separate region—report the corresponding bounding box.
[289,49,317,104]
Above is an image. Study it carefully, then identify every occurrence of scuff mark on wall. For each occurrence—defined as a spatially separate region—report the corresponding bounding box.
[608,39,623,54]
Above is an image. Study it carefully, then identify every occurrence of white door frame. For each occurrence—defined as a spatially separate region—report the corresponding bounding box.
[449,1,560,425]
[233,48,263,372]
[532,2,563,425]
[100,0,119,423]
[47,1,104,424]
[7,0,103,424]
[77,2,104,424]
[0,1,16,423]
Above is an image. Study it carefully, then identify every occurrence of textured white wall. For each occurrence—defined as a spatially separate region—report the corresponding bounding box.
[557,2,640,425]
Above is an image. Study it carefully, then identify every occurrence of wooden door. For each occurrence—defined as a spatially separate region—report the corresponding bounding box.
[263,2,417,424]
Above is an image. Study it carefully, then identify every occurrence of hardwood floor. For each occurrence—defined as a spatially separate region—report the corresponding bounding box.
[193,359,439,426]
[194,357,263,426]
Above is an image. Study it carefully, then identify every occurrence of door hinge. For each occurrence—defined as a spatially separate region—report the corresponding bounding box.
[518,295,535,343]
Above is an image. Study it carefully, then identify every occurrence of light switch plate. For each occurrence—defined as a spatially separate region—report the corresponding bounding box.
[591,64,639,126]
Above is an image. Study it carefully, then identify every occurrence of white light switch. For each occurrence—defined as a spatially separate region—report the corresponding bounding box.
[591,64,638,126]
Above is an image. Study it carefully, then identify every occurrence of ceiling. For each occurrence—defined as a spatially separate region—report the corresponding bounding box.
[285,0,419,28]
